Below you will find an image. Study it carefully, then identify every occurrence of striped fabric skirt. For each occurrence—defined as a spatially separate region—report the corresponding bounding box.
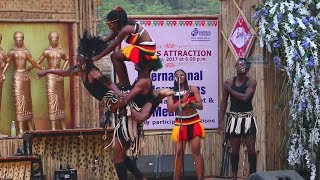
[121,44,159,64]
[171,113,205,142]
[121,44,163,71]
[226,111,258,137]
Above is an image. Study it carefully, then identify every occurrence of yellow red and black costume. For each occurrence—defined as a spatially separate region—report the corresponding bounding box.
[171,90,205,142]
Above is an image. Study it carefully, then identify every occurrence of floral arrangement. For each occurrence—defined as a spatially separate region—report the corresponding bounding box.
[254,0,320,179]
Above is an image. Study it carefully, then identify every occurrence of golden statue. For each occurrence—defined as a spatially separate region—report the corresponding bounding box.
[4,31,44,137]
[0,32,9,137]
[36,32,69,130]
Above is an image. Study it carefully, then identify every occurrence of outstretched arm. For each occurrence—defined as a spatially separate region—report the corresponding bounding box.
[37,66,77,78]
[92,26,133,61]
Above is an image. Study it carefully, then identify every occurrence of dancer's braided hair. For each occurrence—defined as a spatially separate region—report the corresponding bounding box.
[77,31,108,61]
[106,6,135,27]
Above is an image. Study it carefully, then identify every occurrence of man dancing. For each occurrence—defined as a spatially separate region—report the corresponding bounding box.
[38,31,172,180]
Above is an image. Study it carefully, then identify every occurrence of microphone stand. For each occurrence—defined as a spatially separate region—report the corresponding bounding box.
[177,77,185,180]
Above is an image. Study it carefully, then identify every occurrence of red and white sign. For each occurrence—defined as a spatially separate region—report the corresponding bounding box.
[228,13,255,59]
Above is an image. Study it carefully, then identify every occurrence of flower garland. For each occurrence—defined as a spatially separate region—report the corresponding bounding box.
[255,0,320,179]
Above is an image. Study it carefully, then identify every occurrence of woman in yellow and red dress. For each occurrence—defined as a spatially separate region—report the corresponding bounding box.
[92,5,162,89]
[167,69,205,180]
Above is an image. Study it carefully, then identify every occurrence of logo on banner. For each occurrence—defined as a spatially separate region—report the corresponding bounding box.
[191,28,211,41]
[228,13,255,59]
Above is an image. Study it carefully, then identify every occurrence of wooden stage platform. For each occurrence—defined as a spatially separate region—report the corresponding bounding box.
[0,128,243,180]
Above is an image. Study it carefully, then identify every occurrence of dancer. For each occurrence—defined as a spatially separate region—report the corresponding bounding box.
[167,69,205,180]
[38,32,172,180]
[92,6,162,89]
[218,58,257,180]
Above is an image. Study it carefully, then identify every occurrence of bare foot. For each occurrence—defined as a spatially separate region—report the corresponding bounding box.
[154,88,174,100]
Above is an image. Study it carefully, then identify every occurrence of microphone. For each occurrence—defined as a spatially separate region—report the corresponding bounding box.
[175,77,180,82]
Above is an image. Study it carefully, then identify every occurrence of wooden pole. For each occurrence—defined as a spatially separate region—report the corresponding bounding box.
[89,0,92,32]
[72,22,80,128]
[79,0,83,34]
[231,0,257,34]
[93,0,97,35]
[75,0,79,23]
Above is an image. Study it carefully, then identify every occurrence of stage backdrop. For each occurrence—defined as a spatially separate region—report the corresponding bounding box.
[122,18,219,130]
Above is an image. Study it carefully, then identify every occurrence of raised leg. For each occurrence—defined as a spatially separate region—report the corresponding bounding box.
[110,51,130,87]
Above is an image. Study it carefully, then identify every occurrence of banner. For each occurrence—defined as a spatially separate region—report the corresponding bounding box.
[122,18,219,130]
